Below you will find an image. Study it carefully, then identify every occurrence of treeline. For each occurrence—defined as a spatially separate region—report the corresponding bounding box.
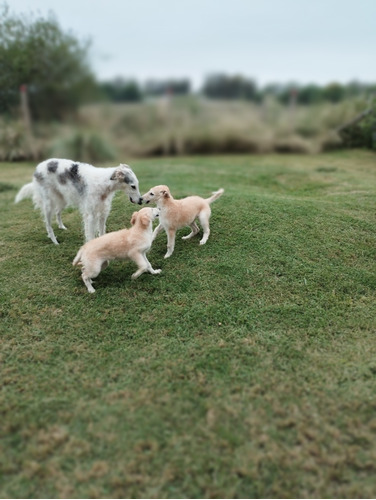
[99,78,191,103]
[99,74,376,105]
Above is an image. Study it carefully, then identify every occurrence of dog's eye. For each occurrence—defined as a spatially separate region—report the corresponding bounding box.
[150,192,154,196]
[131,185,136,190]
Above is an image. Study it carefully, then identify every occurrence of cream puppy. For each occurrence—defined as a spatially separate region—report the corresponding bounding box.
[72,207,161,293]
[142,185,224,258]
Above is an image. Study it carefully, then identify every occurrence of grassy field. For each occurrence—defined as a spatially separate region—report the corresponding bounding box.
[1,151,376,498]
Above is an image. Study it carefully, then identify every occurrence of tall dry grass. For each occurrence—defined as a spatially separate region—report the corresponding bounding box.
[0,96,368,162]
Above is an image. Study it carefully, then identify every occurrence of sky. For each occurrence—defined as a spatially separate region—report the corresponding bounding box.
[5,0,376,89]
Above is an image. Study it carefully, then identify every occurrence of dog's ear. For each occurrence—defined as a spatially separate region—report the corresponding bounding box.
[161,189,170,199]
[140,214,150,228]
[130,212,138,225]
[110,167,132,184]
[110,169,121,181]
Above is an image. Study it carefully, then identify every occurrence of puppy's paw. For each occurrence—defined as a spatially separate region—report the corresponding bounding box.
[152,269,162,274]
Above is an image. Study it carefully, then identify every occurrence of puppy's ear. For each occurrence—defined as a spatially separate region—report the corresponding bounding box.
[140,214,150,228]
[161,190,170,199]
[130,212,138,225]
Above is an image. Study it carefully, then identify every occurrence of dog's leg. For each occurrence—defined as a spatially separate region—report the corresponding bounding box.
[82,273,96,293]
[56,211,67,230]
[98,212,107,237]
[83,213,96,242]
[199,219,210,244]
[42,199,59,245]
[81,260,103,293]
[165,229,176,258]
[143,254,162,275]
[152,223,164,242]
[130,252,161,279]
[182,222,200,240]
[98,201,111,237]
[198,209,211,245]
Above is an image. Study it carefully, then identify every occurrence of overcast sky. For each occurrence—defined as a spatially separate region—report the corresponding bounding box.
[6,0,376,88]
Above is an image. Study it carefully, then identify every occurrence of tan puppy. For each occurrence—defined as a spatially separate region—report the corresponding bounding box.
[142,185,224,258]
[72,207,161,293]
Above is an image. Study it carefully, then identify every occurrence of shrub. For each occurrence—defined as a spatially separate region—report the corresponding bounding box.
[338,100,376,150]
[48,130,116,163]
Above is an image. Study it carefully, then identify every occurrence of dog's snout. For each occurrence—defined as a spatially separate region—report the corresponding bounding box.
[129,196,143,205]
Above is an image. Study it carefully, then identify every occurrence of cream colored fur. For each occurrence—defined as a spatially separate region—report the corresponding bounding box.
[142,185,224,258]
[72,207,161,293]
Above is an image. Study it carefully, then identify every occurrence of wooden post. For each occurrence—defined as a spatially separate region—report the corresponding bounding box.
[20,84,36,159]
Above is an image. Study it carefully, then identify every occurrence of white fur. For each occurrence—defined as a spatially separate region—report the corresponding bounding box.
[15,158,143,244]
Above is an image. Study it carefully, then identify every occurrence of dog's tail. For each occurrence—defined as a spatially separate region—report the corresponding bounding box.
[15,182,34,203]
[72,248,84,267]
[206,188,224,204]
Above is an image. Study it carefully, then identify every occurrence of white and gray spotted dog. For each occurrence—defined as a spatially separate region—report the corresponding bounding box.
[15,158,143,244]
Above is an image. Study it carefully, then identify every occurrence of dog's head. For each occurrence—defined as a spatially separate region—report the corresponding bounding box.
[130,207,160,228]
[110,164,143,204]
[142,185,171,205]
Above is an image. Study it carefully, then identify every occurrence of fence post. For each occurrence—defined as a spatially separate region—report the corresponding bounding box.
[20,84,36,159]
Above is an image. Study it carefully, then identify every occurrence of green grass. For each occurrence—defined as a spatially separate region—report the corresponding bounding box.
[1,151,376,498]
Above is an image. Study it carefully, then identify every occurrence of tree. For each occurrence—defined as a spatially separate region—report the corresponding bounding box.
[202,74,259,101]
[0,4,97,120]
[100,77,142,102]
[322,82,345,103]
[298,84,323,105]
[144,79,191,97]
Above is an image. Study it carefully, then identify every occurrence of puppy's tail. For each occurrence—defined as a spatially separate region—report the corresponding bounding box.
[72,248,84,267]
[206,188,224,205]
[15,183,34,203]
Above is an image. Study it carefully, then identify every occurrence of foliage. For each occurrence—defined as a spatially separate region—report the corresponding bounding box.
[1,152,376,498]
[202,73,260,101]
[79,97,355,157]
[2,96,372,161]
[201,74,376,106]
[0,3,97,120]
[0,118,28,160]
[339,101,376,150]
[99,78,142,103]
[144,78,191,97]
[48,130,116,163]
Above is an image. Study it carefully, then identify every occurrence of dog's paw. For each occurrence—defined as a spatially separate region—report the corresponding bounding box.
[164,253,172,259]
[152,269,162,274]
